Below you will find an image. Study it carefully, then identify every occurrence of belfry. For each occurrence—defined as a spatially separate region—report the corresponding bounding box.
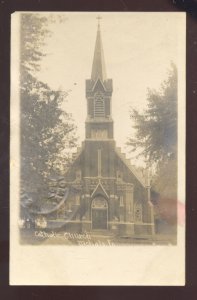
[53,20,155,237]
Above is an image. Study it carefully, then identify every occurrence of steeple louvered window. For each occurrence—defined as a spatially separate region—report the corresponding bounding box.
[94,92,105,117]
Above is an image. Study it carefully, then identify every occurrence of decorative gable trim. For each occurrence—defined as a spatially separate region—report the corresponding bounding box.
[92,77,106,92]
[91,180,109,199]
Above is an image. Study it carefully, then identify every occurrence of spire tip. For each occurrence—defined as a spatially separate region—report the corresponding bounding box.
[96,15,102,29]
[91,15,107,82]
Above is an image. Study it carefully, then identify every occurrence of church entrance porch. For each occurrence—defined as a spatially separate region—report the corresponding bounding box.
[91,197,108,230]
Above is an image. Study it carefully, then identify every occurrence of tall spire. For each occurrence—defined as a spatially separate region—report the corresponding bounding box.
[91,17,107,82]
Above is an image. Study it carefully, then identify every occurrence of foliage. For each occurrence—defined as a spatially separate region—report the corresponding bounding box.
[20,13,50,75]
[20,13,78,196]
[127,63,177,165]
[127,64,178,230]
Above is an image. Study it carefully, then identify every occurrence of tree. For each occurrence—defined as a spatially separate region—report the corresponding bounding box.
[127,63,177,165]
[20,13,78,203]
[127,64,178,234]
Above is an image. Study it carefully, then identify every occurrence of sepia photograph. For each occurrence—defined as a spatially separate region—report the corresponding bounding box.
[10,12,185,285]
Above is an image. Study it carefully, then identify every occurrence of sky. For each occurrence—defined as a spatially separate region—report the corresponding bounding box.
[35,12,185,164]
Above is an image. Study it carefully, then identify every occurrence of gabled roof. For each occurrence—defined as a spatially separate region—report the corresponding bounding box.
[91,23,107,82]
[114,148,148,188]
[92,77,106,92]
[64,144,85,176]
[91,180,109,199]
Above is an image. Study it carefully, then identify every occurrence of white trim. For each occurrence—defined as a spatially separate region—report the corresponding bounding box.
[120,195,124,207]
[98,149,101,177]
[83,176,116,179]
[85,194,90,198]
[91,180,109,199]
[108,221,134,225]
[108,221,154,225]
[91,77,106,92]
[94,93,105,118]
[110,194,116,198]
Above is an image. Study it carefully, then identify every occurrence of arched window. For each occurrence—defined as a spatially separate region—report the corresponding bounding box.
[134,202,143,222]
[94,93,105,117]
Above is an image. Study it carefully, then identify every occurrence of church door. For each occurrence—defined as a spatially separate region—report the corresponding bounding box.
[91,197,108,230]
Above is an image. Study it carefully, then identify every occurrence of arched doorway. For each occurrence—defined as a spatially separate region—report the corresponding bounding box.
[91,196,108,230]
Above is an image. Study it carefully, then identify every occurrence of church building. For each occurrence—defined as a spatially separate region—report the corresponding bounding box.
[51,21,155,237]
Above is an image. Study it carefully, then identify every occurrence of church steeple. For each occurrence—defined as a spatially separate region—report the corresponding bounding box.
[85,18,113,140]
[91,18,107,82]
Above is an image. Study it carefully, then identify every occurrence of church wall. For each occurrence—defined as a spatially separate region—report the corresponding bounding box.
[61,145,153,237]
[114,153,153,229]
[83,141,116,177]
[87,97,94,117]
[125,187,134,222]
[64,152,84,181]
[85,122,114,139]
[115,154,147,199]
[105,98,110,116]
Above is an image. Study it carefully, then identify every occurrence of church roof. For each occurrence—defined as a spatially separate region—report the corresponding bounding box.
[114,147,148,188]
[91,22,107,82]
